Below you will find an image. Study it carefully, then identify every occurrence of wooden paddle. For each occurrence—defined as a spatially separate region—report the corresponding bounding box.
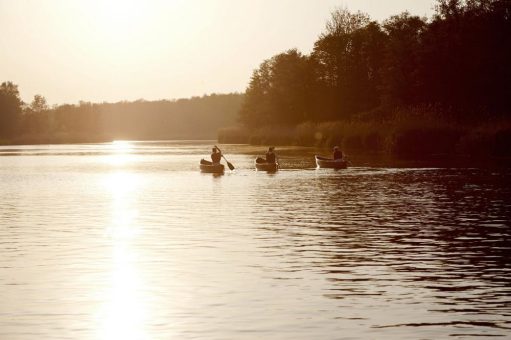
[215,145,235,170]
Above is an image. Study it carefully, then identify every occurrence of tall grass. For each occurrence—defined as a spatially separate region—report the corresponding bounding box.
[218,106,511,158]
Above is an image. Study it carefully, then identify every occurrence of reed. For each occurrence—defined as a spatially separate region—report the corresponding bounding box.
[217,126,250,144]
[218,106,511,158]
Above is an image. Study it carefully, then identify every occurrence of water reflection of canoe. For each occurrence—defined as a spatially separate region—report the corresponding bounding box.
[200,159,225,173]
[315,155,348,169]
[255,157,278,172]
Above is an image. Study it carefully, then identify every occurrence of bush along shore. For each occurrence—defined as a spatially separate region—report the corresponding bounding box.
[219,108,511,159]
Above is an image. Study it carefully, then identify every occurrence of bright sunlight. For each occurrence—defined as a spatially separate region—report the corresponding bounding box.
[92,0,150,40]
[107,141,134,166]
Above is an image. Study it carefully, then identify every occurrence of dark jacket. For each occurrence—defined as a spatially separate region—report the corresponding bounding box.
[211,152,222,163]
[266,151,276,163]
[333,150,343,160]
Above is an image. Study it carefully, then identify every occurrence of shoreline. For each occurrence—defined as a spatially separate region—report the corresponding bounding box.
[2,136,510,168]
[0,135,218,147]
[218,121,511,160]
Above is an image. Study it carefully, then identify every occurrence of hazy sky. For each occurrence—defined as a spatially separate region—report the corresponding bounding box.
[0,0,435,104]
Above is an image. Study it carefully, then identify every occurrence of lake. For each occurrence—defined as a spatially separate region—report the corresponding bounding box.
[1,141,510,339]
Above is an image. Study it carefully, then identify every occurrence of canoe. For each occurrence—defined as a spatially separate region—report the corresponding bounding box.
[255,157,278,172]
[200,159,225,173]
[315,155,348,169]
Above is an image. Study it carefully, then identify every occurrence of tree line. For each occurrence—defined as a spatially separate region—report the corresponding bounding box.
[0,82,242,143]
[239,0,511,128]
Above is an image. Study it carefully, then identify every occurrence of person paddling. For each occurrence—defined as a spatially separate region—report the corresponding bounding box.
[211,145,235,170]
[333,146,343,161]
[266,146,277,164]
[211,146,222,164]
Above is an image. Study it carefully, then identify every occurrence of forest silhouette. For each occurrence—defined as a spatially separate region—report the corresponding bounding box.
[1,0,510,156]
[0,87,242,144]
[220,0,511,157]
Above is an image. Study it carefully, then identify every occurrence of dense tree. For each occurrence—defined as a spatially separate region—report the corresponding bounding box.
[30,95,49,113]
[1,90,243,142]
[421,0,511,117]
[381,12,426,106]
[0,81,23,137]
[239,0,511,127]
[312,9,373,120]
[240,49,314,126]
[323,8,371,36]
[22,95,51,134]
[312,17,387,120]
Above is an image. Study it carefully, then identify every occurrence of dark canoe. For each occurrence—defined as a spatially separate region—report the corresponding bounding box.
[200,159,225,173]
[315,155,348,169]
[255,157,278,172]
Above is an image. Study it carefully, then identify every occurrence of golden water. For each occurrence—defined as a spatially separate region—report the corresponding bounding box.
[1,141,510,339]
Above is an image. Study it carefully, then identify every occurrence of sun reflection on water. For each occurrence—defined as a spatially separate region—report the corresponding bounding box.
[106,140,134,166]
[97,170,148,340]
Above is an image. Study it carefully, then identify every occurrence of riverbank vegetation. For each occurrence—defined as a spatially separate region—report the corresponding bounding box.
[0,84,242,144]
[219,0,511,157]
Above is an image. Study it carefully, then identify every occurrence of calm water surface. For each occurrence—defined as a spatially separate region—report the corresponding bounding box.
[1,141,510,339]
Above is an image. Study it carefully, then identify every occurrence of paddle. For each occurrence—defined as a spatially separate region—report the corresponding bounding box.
[223,156,235,171]
[215,145,235,170]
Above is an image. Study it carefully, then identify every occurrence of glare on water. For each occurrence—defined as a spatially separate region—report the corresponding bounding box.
[98,170,146,340]
[0,141,510,339]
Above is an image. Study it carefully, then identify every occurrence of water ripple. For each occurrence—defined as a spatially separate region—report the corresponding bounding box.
[0,141,510,339]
